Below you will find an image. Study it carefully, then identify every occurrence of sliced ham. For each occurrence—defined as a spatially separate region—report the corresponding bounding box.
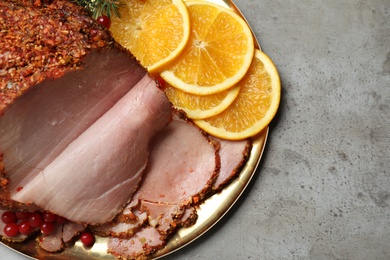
[212,138,252,190]
[62,222,85,243]
[93,210,147,238]
[135,120,220,206]
[38,221,85,252]
[178,206,198,228]
[38,224,64,253]
[104,120,220,258]
[107,227,166,259]
[10,75,172,224]
[140,200,183,236]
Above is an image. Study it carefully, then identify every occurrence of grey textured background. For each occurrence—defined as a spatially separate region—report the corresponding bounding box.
[1,0,389,259]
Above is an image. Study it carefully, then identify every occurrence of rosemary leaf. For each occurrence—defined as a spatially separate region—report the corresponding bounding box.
[74,0,124,18]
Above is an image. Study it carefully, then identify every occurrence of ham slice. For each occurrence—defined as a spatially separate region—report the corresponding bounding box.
[10,75,172,224]
[140,200,183,236]
[104,120,219,258]
[93,210,147,238]
[38,222,85,252]
[212,138,252,190]
[62,222,85,243]
[135,119,220,206]
[38,224,64,253]
[103,121,253,259]
[107,227,166,259]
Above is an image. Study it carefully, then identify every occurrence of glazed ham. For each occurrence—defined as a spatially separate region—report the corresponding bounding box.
[0,0,172,224]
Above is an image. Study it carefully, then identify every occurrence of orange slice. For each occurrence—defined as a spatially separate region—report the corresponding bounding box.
[165,84,240,119]
[110,0,190,73]
[160,1,255,95]
[194,49,281,140]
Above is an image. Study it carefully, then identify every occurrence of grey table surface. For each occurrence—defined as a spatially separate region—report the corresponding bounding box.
[1,0,389,259]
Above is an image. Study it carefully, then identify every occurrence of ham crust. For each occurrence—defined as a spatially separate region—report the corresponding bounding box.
[0,0,112,111]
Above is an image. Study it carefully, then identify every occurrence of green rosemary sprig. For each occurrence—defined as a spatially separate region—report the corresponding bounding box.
[74,0,124,18]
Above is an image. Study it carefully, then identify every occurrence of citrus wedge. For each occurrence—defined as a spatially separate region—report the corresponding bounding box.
[165,84,240,119]
[194,49,281,140]
[110,0,190,73]
[160,1,255,95]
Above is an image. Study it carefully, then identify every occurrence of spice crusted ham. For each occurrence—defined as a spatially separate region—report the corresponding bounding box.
[0,0,173,224]
[0,0,145,208]
[0,48,146,208]
[0,0,114,111]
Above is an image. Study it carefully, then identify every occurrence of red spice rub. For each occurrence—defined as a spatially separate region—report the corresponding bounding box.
[0,0,113,112]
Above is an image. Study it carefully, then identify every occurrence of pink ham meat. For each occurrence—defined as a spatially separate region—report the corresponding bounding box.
[140,200,183,235]
[135,119,220,205]
[38,222,85,252]
[106,120,218,259]
[62,222,86,243]
[0,0,172,225]
[93,209,148,238]
[212,138,252,190]
[106,121,253,259]
[38,224,64,253]
[0,48,145,202]
[8,75,172,224]
[108,227,166,259]
[140,200,198,235]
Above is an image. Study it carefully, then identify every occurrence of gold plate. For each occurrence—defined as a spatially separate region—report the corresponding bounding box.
[1,0,268,259]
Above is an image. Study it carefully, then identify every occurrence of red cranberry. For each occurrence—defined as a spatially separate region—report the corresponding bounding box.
[80,232,95,247]
[156,77,166,88]
[97,15,111,29]
[1,211,16,224]
[43,212,56,222]
[40,221,54,234]
[18,221,33,235]
[4,223,19,237]
[28,212,43,227]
